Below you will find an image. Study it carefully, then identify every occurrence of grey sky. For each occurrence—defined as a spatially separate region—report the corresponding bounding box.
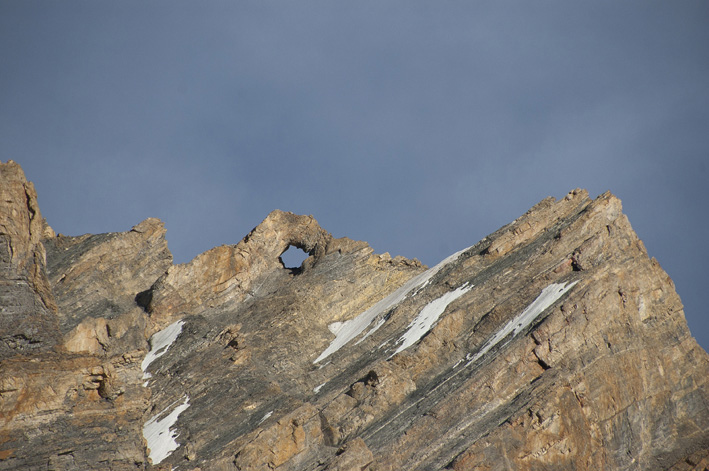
[2,2,707,350]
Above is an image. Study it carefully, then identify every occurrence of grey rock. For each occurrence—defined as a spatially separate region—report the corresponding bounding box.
[1,161,707,471]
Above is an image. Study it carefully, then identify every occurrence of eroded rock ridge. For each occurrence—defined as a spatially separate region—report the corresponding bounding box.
[1,160,707,470]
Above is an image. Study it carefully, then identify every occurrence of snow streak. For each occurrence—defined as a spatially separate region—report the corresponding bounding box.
[313,246,471,363]
[141,319,185,381]
[143,396,190,465]
[393,283,473,355]
[466,281,578,365]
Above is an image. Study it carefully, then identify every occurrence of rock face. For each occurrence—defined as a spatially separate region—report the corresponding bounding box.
[0,162,170,470]
[0,161,58,356]
[1,160,707,470]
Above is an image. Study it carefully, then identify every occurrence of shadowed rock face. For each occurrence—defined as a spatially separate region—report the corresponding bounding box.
[1,160,707,470]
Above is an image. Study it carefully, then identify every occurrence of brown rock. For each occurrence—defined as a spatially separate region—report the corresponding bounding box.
[1,161,707,470]
[0,160,59,356]
[43,217,172,354]
[0,351,149,470]
[1,162,172,469]
[142,210,337,330]
[327,437,374,471]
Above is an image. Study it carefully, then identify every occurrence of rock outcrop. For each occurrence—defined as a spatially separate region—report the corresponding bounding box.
[44,217,172,355]
[1,160,707,470]
[0,161,166,469]
[0,161,58,356]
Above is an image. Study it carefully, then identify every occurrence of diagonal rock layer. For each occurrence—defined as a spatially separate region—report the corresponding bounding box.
[0,160,707,470]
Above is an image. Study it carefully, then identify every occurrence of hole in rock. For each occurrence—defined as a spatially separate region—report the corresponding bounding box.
[280,245,309,271]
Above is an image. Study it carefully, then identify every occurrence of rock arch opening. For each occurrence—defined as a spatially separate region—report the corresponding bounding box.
[280,245,309,272]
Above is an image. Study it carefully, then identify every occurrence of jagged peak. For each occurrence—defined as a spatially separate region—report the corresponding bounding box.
[1,161,707,471]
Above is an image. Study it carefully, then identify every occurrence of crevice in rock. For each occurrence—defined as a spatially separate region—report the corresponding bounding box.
[135,289,153,312]
[571,253,583,271]
[535,355,551,371]
[23,183,37,231]
[362,370,379,387]
[97,376,113,400]
[319,411,337,447]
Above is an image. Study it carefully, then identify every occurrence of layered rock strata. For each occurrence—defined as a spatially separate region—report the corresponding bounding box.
[0,161,167,469]
[0,161,58,356]
[0,160,707,470]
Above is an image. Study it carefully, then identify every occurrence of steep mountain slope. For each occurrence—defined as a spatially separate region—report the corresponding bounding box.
[1,160,707,470]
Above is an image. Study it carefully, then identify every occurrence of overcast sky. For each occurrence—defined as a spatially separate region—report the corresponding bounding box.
[1,2,707,350]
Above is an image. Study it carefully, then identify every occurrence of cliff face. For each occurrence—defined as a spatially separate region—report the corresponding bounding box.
[1,160,707,470]
[0,161,58,356]
[0,162,170,470]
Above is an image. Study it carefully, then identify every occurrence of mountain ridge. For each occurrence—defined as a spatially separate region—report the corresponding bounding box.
[1,160,707,470]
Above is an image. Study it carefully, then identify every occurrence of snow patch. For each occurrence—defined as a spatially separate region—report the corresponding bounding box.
[314,246,471,363]
[313,383,326,394]
[258,411,273,425]
[393,283,473,356]
[328,322,344,335]
[142,320,185,381]
[466,281,578,366]
[355,317,387,345]
[143,396,190,465]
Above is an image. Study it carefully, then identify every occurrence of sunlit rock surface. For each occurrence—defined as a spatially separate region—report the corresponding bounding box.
[1,160,707,470]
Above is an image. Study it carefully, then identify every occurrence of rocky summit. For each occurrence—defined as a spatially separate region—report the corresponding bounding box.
[1,160,707,471]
